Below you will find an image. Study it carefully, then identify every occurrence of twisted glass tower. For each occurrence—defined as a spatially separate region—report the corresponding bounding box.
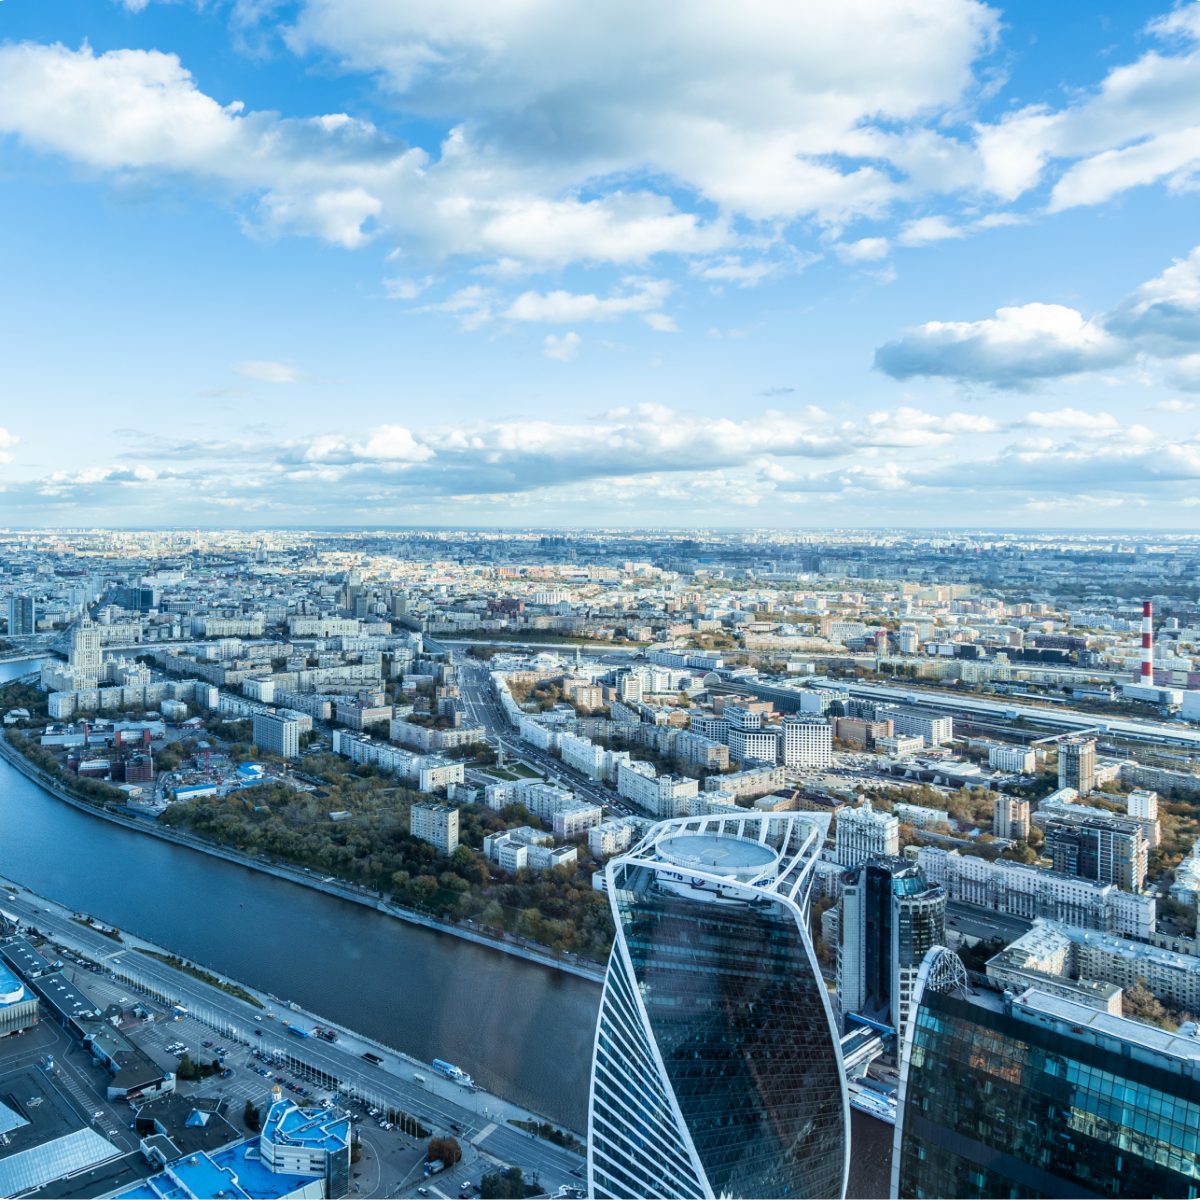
[588,813,848,1200]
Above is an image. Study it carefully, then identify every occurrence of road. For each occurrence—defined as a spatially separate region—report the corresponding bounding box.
[457,662,637,817]
[946,899,1032,945]
[2,886,587,1196]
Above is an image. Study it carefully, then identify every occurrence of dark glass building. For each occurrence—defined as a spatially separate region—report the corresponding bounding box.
[589,813,848,1200]
[893,947,1200,1199]
[838,856,944,1042]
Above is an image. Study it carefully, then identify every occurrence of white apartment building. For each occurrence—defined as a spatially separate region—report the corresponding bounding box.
[834,800,900,867]
[894,802,951,830]
[876,734,926,758]
[727,727,779,766]
[616,760,699,818]
[916,847,1155,939]
[561,731,607,778]
[704,765,786,800]
[410,803,459,855]
[588,819,640,860]
[989,744,1037,773]
[779,717,833,769]
[554,802,605,838]
[885,708,954,745]
[252,710,301,759]
[484,826,577,872]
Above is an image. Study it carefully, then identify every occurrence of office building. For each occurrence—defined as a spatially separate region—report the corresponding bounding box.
[838,857,944,1042]
[1044,813,1148,891]
[835,799,900,867]
[780,716,833,768]
[252,710,301,759]
[884,708,953,746]
[892,947,1200,1199]
[993,794,1030,840]
[1058,735,1097,795]
[410,802,459,855]
[589,813,847,1200]
[6,594,36,636]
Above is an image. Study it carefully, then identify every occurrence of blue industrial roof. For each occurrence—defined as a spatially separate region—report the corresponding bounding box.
[113,1142,317,1200]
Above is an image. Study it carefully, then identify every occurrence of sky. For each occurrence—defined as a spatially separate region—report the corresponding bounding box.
[2,1,1200,529]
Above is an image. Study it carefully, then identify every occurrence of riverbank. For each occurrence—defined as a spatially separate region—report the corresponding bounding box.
[0,729,604,984]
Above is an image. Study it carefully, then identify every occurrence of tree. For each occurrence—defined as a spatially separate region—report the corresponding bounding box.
[481,1167,530,1199]
[1124,979,1171,1029]
[243,1099,261,1131]
[427,1136,462,1167]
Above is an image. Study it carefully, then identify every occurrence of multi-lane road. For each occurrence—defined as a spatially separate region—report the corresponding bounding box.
[1,886,587,1196]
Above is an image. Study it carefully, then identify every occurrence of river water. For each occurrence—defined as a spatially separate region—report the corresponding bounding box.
[0,658,891,1195]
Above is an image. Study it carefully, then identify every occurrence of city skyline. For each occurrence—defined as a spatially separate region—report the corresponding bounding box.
[2,1,1200,527]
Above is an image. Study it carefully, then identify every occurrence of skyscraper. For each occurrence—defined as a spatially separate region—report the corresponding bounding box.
[68,616,102,687]
[588,813,848,1200]
[835,798,900,867]
[6,594,36,637]
[1057,735,1097,795]
[1044,813,1149,891]
[837,857,945,1043]
[892,947,1200,1199]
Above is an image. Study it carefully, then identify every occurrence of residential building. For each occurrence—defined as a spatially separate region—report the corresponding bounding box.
[915,847,1155,939]
[252,710,301,759]
[588,819,640,860]
[838,857,945,1042]
[893,802,950,831]
[616,760,699,818]
[835,800,900,868]
[987,919,1200,1015]
[589,813,847,1200]
[892,948,1200,1200]
[704,765,786,800]
[988,743,1036,773]
[409,802,459,855]
[883,708,953,746]
[1044,813,1148,891]
[780,716,833,768]
[484,827,577,872]
[726,726,779,765]
[1058,735,1098,795]
[993,794,1031,840]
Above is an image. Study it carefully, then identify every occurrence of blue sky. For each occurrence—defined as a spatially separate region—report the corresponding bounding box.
[2,0,1200,528]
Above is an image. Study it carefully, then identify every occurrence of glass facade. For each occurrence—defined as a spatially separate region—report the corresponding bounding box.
[895,983,1200,1199]
[589,815,847,1200]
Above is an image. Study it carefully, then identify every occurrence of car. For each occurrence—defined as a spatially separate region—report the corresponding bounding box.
[417,1190,428,1197]
[202,1040,213,1048]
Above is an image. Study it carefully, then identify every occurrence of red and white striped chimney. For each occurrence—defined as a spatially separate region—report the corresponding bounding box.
[1141,600,1154,682]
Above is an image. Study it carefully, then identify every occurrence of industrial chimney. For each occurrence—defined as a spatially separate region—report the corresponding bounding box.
[1141,600,1154,683]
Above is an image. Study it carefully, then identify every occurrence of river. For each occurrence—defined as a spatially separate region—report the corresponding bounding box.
[0,658,892,1195]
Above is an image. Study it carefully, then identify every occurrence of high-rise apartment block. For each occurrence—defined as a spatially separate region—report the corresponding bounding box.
[837,857,944,1043]
[993,794,1030,840]
[1044,813,1148,891]
[1058,735,1097,795]
[893,948,1200,1200]
[252,710,301,759]
[410,802,460,855]
[68,617,103,687]
[835,799,900,867]
[589,814,848,1200]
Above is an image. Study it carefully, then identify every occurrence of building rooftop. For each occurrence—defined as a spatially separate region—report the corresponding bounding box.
[656,831,778,877]
[260,1100,351,1156]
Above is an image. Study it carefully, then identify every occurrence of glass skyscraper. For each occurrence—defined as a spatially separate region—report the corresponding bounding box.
[893,946,1200,1199]
[588,812,848,1200]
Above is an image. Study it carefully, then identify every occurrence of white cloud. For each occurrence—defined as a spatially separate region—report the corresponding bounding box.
[876,241,1200,387]
[974,8,1200,211]
[875,302,1123,387]
[897,215,965,246]
[235,360,302,383]
[1021,408,1122,435]
[0,428,18,465]
[643,313,679,333]
[835,237,890,262]
[543,332,581,361]
[504,278,670,323]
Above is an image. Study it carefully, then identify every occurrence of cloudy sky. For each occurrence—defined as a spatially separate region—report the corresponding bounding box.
[3,0,1200,528]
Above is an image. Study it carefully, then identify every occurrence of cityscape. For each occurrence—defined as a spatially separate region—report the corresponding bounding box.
[3,1,1200,1198]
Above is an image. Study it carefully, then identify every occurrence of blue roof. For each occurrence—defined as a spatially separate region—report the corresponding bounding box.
[261,1101,350,1155]
[113,1141,319,1200]
[0,959,27,1007]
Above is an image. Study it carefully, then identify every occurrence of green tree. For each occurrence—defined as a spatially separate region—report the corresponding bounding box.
[481,1167,530,1199]
[243,1099,261,1131]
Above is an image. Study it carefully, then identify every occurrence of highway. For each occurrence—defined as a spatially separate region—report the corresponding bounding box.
[457,661,637,817]
[1,886,587,1195]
